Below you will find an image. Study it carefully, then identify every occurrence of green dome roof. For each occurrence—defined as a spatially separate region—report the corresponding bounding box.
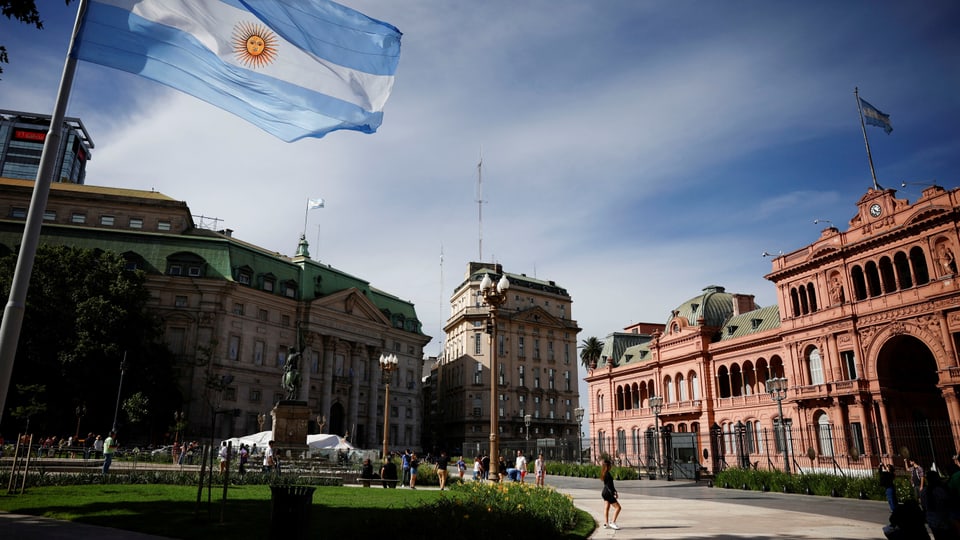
[668,285,739,328]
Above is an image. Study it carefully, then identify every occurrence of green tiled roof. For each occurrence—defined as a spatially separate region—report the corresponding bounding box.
[669,285,740,328]
[718,305,781,340]
[599,332,651,367]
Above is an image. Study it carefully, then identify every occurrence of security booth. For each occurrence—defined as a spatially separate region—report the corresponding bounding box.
[669,431,699,481]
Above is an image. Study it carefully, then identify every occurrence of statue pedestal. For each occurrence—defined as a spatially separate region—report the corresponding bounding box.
[272,401,310,456]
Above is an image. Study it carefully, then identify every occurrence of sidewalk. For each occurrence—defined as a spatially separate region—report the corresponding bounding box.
[548,476,887,539]
[0,476,889,539]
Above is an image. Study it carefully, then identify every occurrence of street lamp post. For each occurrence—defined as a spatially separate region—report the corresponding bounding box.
[74,404,86,441]
[480,273,510,481]
[649,395,663,479]
[574,407,584,465]
[766,377,790,474]
[112,353,128,433]
[524,414,532,441]
[379,353,399,459]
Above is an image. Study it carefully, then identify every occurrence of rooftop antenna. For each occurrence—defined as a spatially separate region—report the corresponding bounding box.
[476,148,485,261]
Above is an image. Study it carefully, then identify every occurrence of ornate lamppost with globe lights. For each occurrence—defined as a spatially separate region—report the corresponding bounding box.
[766,377,790,474]
[649,395,663,479]
[574,407,585,464]
[480,273,510,481]
[379,353,399,459]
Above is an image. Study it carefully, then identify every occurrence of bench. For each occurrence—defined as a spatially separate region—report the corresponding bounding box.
[351,477,400,488]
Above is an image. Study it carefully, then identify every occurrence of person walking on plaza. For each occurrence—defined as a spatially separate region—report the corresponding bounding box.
[473,455,482,481]
[401,449,412,487]
[535,452,546,487]
[101,431,117,474]
[879,463,897,512]
[262,440,276,473]
[498,455,508,483]
[436,451,450,490]
[409,452,420,489]
[601,458,622,530]
[481,453,490,481]
[515,450,528,483]
[908,459,925,503]
[457,455,466,481]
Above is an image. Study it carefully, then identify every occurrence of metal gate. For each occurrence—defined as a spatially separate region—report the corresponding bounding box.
[668,432,699,480]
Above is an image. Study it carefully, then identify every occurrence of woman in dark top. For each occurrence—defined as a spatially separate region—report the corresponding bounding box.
[601,458,621,530]
[409,453,420,489]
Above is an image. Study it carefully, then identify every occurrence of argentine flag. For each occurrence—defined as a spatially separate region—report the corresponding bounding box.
[859,97,893,135]
[72,0,401,142]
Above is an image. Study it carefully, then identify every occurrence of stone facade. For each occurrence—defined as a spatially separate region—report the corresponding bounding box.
[0,177,431,449]
[432,262,582,458]
[586,185,960,472]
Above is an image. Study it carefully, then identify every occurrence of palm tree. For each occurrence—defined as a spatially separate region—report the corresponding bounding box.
[579,337,603,370]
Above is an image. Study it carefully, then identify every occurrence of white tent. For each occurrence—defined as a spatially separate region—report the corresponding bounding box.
[224,431,354,450]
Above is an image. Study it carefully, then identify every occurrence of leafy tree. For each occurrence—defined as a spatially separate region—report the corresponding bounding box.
[1,1,76,78]
[579,336,604,369]
[8,383,45,432]
[0,244,180,441]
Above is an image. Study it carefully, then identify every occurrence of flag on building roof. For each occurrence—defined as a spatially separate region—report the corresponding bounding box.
[72,0,402,142]
[308,198,325,209]
[859,97,893,134]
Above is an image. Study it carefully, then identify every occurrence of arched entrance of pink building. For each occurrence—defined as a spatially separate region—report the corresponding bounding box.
[875,333,955,469]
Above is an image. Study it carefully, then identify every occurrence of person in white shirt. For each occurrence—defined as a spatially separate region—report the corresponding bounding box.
[515,450,528,483]
[535,453,546,487]
[263,440,276,473]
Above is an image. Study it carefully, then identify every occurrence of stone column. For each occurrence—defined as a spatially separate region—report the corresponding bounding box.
[348,343,363,443]
[320,337,337,431]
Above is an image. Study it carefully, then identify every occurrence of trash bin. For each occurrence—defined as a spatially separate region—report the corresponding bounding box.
[270,485,315,540]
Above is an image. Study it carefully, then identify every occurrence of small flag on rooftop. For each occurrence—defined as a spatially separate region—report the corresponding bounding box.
[859,98,893,134]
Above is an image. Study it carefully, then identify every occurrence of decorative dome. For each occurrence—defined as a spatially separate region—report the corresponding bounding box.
[667,285,741,328]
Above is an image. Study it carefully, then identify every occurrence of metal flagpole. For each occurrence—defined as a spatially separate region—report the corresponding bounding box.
[302,198,310,238]
[0,0,89,424]
[854,87,882,191]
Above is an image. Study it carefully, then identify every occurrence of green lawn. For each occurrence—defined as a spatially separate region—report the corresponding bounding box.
[0,483,593,539]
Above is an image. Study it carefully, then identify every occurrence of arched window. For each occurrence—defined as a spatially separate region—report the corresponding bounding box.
[677,373,687,401]
[631,427,641,457]
[798,286,809,314]
[851,265,867,300]
[808,347,824,385]
[616,386,625,411]
[689,372,700,400]
[624,385,633,410]
[910,246,930,285]
[894,251,913,288]
[865,261,882,297]
[665,375,675,402]
[717,366,731,398]
[754,420,764,455]
[742,361,755,396]
[806,283,817,312]
[769,356,784,379]
[879,256,897,293]
[755,359,769,383]
[790,287,801,317]
[816,411,834,457]
[730,364,743,397]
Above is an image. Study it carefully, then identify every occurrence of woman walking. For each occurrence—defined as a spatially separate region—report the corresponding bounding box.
[601,458,622,530]
[409,453,420,489]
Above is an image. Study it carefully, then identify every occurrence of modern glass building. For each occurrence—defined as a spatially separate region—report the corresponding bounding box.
[0,109,93,184]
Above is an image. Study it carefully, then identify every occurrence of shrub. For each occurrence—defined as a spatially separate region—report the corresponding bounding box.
[713,467,910,501]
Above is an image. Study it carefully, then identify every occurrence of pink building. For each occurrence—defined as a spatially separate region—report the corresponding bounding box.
[585,185,960,476]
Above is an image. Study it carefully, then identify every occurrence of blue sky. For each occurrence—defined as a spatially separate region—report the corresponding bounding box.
[3,1,960,379]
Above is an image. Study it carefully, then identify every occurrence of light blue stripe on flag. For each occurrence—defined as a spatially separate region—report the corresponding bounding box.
[72,0,401,142]
[860,98,893,134]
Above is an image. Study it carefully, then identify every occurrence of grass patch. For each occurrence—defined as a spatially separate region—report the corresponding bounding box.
[0,481,591,539]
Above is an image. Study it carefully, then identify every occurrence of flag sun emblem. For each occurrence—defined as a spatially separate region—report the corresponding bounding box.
[232,22,278,68]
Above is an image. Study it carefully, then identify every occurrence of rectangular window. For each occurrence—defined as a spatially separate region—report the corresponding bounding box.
[842,351,857,380]
[849,422,865,456]
[534,339,540,359]
[497,334,505,356]
[129,218,143,229]
[174,295,188,307]
[263,280,274,292]
[157,221,171,231]
[224,387,236,401]
[187,266,201,277]
[100,215,115,226]
[281,314,290,327]
[249,389,261,402]
[233,303,244,315]
[277,349,286,367]
[11,207,27,219]
[311,352,320,374]
[228,335,240,361]
[71,213,86,224]
[474,333,482,355]
[254,341,264,366]
[43,210,56,221]
[238,273,251,285]
[518,336,525,357]
[258,309,268,322]
[168,264,182,276]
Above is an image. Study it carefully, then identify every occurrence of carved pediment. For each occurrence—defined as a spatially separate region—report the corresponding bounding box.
[511,306,564,327]
[311,288,391,325]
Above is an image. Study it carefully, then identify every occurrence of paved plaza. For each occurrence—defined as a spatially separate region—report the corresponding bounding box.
[0,475,890,539]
